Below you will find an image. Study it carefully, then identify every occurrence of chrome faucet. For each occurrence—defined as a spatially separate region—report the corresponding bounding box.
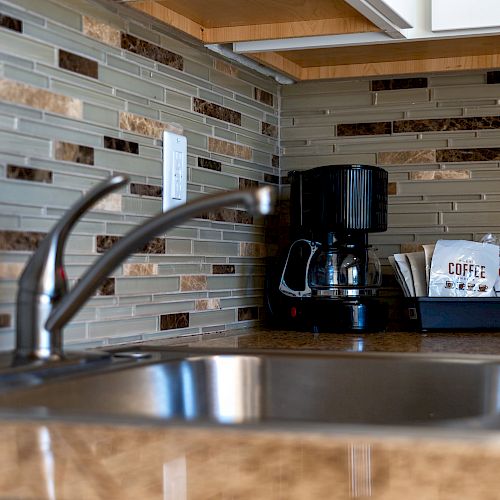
[15,175,273,361]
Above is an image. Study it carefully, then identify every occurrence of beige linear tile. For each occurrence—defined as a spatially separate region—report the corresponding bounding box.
[388,182,397,195]
[239,242,267,257]
[400,243,424,253]
[119,111,183,138]
[213,59,239,77]
[195,298,221,311]
[180,275,207,291]
[123,263,158,276]
[208,137,252,160]
[378,150,436,165]
[0,262,24,279]
[55,142,93,165]
[82,16,121,48]
[92,193,122,212]
[410,170,470,180]
[0,79,82,118]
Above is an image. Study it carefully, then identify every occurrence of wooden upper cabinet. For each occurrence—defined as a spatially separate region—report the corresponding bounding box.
[131,0,379,42]
[129,0,500,80]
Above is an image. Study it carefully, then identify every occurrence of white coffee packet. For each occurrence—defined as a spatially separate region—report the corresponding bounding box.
[429,240,499,297]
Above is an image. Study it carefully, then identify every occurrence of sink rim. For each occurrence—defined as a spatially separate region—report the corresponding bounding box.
[2,347,500,438]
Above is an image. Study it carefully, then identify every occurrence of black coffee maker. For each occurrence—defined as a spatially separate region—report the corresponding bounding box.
[266,164,388,332]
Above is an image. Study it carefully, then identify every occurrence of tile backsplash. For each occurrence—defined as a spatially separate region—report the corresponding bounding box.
[281,74,500,274]
[2,0,500,344]
[0,0,278,349]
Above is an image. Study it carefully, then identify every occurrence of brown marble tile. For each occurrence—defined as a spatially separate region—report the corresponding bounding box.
[94,277,115,296]
[0,14,22,32]
[487,71,500,84]
[254,88,274,107]
[264,173,279,184]
[272,155,280,168]
[0,314,10,328]
[388,182,397,195]
[394,116,500,133]
[0,230,45,251]
[238,306,259,321]
[208,137,252,160]
[121,33,183,70]
[195,298,221,311]
[371,77,427,91]
[82,16,120,47]
[123,263,158,276]
[198,157,221,171]
[378,150,436,165]
[59,49,98,79]
[240,242,266,257]
[436,148,500,162]
[239,178,259,190]
[160,312,189,330]
[234,211,254,225]
[337,121,392,136]
[55,141,94,165]
[214,59,239,77]
[212,264,235,274]
[0,79,82,118]
[0,262,24,279]
[180,275,207,291]
[96,235,165,254]
[6,165,52,183]
[119,112,181,139]
[130,183,162,197]
[410,169,470,180]
[199,208,253,225]
[193,98,241,125]
[262,122,278,138]
[93,193,122,212]
[104,136,138,154]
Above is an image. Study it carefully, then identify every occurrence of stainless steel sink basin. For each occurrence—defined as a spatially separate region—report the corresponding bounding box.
[1,349,500,430]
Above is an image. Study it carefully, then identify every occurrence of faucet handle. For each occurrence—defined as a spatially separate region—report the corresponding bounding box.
[19,175,129,296]
[50,175,129,266]
[16,175,129,360]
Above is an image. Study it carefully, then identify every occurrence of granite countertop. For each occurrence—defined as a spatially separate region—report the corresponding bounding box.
[138,326,500,355]
[3,327,500,499]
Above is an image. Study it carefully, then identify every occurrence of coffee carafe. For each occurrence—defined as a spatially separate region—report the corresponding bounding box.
[266,164,388,332]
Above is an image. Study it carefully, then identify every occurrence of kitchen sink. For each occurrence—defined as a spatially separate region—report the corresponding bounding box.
[1,348,500,430]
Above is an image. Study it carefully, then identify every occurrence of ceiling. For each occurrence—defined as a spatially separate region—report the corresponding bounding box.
[128,0,500,81]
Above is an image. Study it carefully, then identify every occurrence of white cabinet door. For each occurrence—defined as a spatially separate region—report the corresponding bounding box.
[432,0,500,31]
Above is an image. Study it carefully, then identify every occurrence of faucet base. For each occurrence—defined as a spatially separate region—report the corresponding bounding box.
[4,349,112,370]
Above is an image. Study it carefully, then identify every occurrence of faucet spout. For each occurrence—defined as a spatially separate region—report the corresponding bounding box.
[16,175,273,361]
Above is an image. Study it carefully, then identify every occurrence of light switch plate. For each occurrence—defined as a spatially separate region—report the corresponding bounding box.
[162,130,187,212]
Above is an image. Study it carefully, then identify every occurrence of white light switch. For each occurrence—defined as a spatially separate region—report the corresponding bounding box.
[162,130,187,212]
